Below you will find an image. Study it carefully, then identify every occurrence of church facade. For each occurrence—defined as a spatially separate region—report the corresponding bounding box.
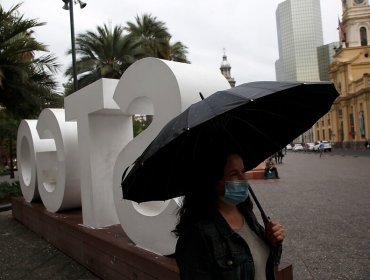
[318,0,370,149]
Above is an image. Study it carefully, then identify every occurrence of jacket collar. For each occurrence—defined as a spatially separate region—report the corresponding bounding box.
[213,200,253,238]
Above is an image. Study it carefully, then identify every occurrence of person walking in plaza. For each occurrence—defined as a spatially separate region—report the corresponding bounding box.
[277,149,284,164]
[319,141,325,158]
[174,148,285,280]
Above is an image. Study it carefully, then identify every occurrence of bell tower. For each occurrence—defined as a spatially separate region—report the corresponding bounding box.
[220,49,236,87]
[341,0,370,47]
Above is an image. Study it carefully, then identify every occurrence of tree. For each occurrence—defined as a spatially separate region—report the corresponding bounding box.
[124,14,189,128]
[0,110,19,178]
[125,14,172,59]
[125,14,189,63]
[64,24,145,94]
[0,3,61,119]
[64,15,190,95]
[0,3,62,178]
[170,41,190,63]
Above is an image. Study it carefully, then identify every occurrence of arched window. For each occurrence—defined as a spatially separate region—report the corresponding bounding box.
[360,27,368,46]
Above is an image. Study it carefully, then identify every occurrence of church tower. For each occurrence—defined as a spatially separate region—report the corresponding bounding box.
[341,0,370,47]
[323,0,370,149]
[220,50,236,87]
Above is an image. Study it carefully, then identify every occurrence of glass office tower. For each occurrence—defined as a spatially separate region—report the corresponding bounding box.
[275,0,324,81]
[317,42,339,81]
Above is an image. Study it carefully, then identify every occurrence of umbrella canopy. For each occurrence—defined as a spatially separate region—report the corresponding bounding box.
[121,81,339,202]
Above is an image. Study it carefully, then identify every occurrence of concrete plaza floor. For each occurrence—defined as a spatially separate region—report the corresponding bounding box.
[0,149,369,279]
[251,149,370,279]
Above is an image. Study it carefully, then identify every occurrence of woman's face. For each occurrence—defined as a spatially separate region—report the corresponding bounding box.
[216,154,246,195]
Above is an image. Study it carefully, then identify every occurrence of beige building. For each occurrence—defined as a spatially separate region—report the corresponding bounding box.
[316,0,370,149]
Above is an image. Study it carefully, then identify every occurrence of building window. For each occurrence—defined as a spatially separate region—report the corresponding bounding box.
[322,129,326,140]
[349,113,355,139]
[360,27,368,46]
[329,128,332,141]
[359,111,366,138]
[317,130,320,140]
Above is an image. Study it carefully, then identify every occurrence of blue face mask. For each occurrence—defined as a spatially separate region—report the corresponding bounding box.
[220,180,250,206]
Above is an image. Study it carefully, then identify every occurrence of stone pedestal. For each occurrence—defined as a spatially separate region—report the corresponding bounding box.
[11,197,293,280]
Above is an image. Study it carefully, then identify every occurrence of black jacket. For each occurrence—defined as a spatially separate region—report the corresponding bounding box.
[175,201,282,279]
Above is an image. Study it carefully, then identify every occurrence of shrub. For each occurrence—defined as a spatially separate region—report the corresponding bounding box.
[0,181,22,203]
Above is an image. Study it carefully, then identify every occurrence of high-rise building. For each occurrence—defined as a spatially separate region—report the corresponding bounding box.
[275,0,324,82]
[317,42,339,81]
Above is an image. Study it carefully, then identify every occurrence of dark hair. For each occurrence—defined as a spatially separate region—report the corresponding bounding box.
[173,152,225,236]
[173,137,249,237]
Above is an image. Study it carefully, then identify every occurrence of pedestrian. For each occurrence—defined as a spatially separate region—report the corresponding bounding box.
[174,148,285,279]
[319,141,325,158]
[277,149,284,164]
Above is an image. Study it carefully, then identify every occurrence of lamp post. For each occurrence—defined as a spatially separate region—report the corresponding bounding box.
[62,0,87,92]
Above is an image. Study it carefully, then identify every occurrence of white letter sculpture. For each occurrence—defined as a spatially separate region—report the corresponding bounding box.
[17,120,55,202]
[36,108,80,212]
[64,78,131,228]
[16,58,231,255]
[112,58,230,255]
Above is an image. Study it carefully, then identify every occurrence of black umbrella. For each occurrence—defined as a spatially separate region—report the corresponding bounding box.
[121,81,339,203]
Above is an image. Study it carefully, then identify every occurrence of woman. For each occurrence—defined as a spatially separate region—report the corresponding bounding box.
[264,156,280,179]
[174,148,285,280]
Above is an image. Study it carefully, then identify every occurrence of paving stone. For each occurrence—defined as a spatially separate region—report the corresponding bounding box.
[0,150,369,279]
[251,151,370,279]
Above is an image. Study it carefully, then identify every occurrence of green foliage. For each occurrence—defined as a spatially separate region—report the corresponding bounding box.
[125,14,172,59]
[132,115,152,137]
[0,110,18,173]
[0,3,62,119]
[125,14,189,63]
[64,24,146,93]
[0,181,21,202]
[170,41,190,63]
[64,14,190,92]
[133,116,145,137]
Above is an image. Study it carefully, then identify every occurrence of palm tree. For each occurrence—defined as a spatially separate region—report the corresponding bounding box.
[64,24,145,93]
[170,41,190,63]
[0,3,61,119]
[0,110,18,178]
[125,14,172,59]
[124,14,190,128]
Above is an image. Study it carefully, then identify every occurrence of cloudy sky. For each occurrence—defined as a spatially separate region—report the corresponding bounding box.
[4,0,342,88]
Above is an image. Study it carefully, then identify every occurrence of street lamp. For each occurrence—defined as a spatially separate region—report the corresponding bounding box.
[62,0,87,92]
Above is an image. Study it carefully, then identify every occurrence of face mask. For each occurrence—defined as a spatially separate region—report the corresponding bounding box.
[220,180,250,206]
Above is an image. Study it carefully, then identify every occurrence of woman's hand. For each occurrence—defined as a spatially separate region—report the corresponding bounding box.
[265,220,286,247]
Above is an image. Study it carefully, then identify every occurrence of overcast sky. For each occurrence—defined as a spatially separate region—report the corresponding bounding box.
[4,0,342,88]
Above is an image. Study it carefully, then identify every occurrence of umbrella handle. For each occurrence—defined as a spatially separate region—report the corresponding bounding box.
[248,185,270,226]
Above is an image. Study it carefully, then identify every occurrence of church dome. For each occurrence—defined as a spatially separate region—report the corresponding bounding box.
[221,54,231,68]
